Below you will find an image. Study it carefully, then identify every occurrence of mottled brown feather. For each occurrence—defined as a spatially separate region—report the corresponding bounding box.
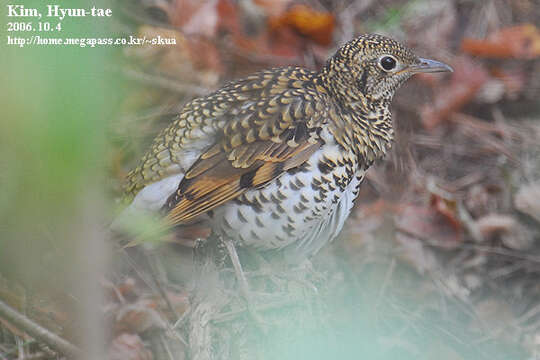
[166,138,321,224]
[123,66,325,203]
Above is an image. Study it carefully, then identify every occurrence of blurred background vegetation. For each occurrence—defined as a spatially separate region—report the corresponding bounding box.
[1,0,540,359]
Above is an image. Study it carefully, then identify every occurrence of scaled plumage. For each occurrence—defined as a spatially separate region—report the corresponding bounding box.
[121,34,452,260]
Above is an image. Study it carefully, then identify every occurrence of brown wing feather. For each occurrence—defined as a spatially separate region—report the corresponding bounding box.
[165,137,320,225]
[159,66,326,225]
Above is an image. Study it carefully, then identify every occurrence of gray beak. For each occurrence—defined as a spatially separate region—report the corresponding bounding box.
[410,58,453,74]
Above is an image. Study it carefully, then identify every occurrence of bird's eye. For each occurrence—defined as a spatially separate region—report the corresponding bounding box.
[379,56,397,71]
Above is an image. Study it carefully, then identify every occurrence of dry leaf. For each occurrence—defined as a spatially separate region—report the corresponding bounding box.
[267,23,304,58]
[254,0,292,17]
[146,290,190,321]
[213,2,332,62]
[116,278,138,301]
[396,203,463,248]
[103,278,138,304]
[217,0,242,36]
[108,333,153,360]
[115,299,166,334]
[461,24,540,59]
[268,4,335,46]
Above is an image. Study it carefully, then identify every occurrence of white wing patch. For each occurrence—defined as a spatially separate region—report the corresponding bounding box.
[112,174,183,231]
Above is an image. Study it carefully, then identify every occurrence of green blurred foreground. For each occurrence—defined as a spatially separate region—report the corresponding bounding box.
[0,1,118,356]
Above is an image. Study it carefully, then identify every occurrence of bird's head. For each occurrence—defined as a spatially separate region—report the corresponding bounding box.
[321,34,452,104]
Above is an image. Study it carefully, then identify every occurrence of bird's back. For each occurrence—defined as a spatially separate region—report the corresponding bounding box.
[124,66,322,195]
[121,66,330,226]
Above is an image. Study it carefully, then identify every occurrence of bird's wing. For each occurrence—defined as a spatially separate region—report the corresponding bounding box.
[165,83,326,225]
[122,67,324,202]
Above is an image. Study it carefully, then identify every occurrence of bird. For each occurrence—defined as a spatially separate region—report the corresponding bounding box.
[118,34,452,264]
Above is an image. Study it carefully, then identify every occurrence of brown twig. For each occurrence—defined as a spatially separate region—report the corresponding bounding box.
[120,67,210,96]
[0,300,81,359]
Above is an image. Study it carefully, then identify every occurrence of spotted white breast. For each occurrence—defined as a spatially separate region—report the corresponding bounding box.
[209,138,364,260]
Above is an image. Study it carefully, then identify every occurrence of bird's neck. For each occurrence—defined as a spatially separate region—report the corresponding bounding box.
[315,66,394,166]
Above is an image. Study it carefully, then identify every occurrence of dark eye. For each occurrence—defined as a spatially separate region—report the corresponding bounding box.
[380,56,397,71]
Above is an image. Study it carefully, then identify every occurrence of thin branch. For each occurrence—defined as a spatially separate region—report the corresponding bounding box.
[0,300,81,359]
[120,67,210,96]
